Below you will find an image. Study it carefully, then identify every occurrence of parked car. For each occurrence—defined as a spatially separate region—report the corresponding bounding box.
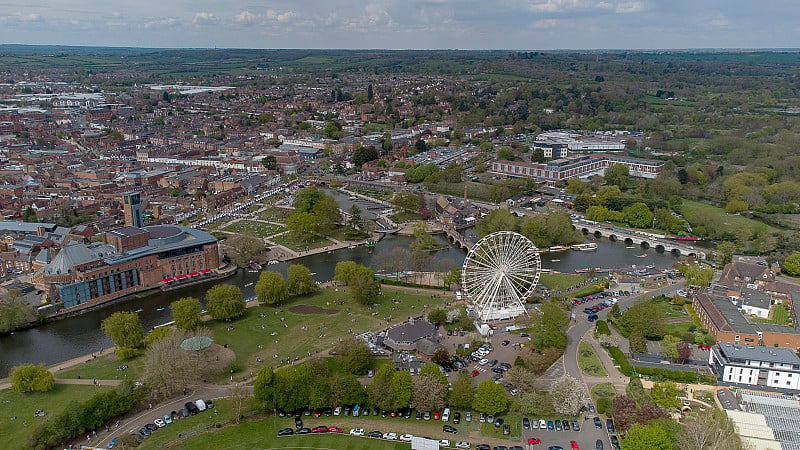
[294,417,303,429]
[523,417,530,429]
[570,441,580,449]
[329,426,343,433]
[555,420,563,431]
[368,430,383,438]
[465,412,472,422]
[154,418,166,428]
[595,439,604,450]
[503,424,510,435]
[311,426,329,433]
[333,406,342,416]
[442,408,451,422]
[454,412,461,424]
[194,399,207,412]
[400,434,414,441]
[384,432,398,440]
[439,440,451,448]
[548,420,555,430]
[563,419,570,430]
[494,417,504,427]
[606,418,615,433]
[571,420,580,431]
[456,442,471,449]
[594,417,602,429]
[185,402,199,415]
[350,428,365,436]
[296,427,311,435]
[610,435,620,449]
[443,425,458,433]
[163,414,173,424]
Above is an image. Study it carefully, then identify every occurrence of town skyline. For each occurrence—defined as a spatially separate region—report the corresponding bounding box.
[1,0,798,50]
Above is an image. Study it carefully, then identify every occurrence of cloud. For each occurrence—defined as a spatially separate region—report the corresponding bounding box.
[234,11,257,23]
[143,17,178,29]
[265,9,297,24]
[709,17,730,27]
[532,18,561,28]
[615,2,643,13]
[192,12,216,23]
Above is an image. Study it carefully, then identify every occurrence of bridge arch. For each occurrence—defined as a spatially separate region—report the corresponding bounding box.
[594,230,602,238]
[608,234,618,242]
[655,244,665,252]
[640,241,650,249]
[671,248,682,256]
[624,237,634,245]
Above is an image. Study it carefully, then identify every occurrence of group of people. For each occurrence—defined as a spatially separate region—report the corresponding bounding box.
[116,364,129,371]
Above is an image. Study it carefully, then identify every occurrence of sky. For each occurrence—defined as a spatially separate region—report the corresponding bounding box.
[0,0,797,50]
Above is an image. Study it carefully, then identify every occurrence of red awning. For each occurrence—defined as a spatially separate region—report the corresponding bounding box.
[200,269,213,274]
[162,277,175,282]
[176,274,189,280]
[188,272,200,277]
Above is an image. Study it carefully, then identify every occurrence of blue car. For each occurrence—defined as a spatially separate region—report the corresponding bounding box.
[107,437,118,448]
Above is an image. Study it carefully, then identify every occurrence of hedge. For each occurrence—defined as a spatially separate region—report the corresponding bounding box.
[686,304,702,327]
[606,346,715,385]
[608,346,633,376]
[595,320,611,336]
[379,278,449,290]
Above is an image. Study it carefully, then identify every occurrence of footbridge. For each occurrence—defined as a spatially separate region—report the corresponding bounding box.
[575,221,706,259]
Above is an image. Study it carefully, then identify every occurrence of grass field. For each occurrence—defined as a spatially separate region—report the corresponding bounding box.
[578,342,608,377]
[207,286,447,381]
[539,273,588,291]
[0,384,113,449]
[753,304,793,326]
[650,297,689,319]
[222,220,285,238]
[679,200,779,237]
[56,353,145,381]
[663,321,697,337]
[258,207,294,222]
[271,233,333,252]
[590,383,616,410]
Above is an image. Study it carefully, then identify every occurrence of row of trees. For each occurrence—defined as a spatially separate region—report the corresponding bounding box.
[476,208,584,249]
[334,261,381,305]
[27,382,142,450]
[254,264,319,306]
[253,359,510,417]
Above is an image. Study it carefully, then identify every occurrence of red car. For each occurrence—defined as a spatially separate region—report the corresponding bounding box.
[313,409,322,417]
[328,426,343,433]
[698,344,712,350]
[570,441,580,449]
[433,411,441,420]
[470,370,480,377]
[528,438,542,445]
[311,426,329,433]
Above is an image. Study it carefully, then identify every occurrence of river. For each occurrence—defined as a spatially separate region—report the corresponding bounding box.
[0,229,681,377]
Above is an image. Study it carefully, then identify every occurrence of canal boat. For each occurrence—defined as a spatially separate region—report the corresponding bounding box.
[548,245,569,252]
[570,243,598,251]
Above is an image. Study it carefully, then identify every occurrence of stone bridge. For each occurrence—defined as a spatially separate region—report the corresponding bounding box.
[442,225,474,251]
[575,221,707,259]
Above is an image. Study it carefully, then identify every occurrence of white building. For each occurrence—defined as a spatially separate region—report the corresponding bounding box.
[709,342,800,390]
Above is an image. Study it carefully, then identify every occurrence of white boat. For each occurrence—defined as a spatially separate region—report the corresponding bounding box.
[571,243,598,251]
[548,245,569,252]
[244,282,254,287]
[348,195,358,200]
[551,259,561,262]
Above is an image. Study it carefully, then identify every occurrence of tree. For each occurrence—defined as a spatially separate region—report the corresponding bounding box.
[222,234,265,266]
[784,251,800,276]
[428,309,447,325]
[170,297,202,331]
[504,366,537,394]
[350,268,380,305]
[448,372,474,410]
[444,267,461,289]
[565,177,586,195]
[476,208,518,237]
[393,370,413,409]
[612,395,639,432]
[629,328,648,353]
[0,290,35,333]
[255,271,288,305]
[227,383,250,424]
[331,374,367,407]
[677,408,747,450]
[9,363,54,393]
[431,348,452,366]
[650,381,681,410]
[625,202,654,228]
[333,337,371,375]
[550,375,583,415]
[367,83,374,102]
[293,187,324,214]
[345,205,366,239]
[660,335,680,361]
[253,365,277,411]
[287,211,318,242]
[145,326,173,347]
[621,423,673,450]
[368,364,396,411]
[141,329,199,401]
[676,341,692,364]
[287,264,319,295]
[474,380,508,415]
[415,138,427,153]
[530,302,569,349]
[411,374,449,412]
[22,206,37,223]
[312,195,343,236]
[205,284,245,320]
[323,122,343,139]
[101,311,143,351]
[272,363,315,413]
[391,192,422,213]
[605,163,630,188]
[684,263,714,287]
[419,363,448,386]
[334,261,360,284]
[352,145,378,167]
[517,390,556,417]
[162,91,170,103]
[261,155,277,171]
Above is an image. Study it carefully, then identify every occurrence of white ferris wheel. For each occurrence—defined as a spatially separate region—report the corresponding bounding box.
[461,231,541,322]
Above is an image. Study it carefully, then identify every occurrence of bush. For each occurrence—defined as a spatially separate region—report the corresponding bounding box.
[379,278,448,290]
[596,397,612,415]
[608,347,633,376]
[115,347,140,359]
[595,320,611,336]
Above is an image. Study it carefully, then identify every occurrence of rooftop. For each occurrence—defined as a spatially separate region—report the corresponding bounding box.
[717,342,800,365]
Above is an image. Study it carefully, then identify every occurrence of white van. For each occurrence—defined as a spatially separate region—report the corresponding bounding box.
[442,408,451,423]
[195,399,207,412]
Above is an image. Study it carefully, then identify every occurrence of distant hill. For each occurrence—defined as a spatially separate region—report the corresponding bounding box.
[0,44,167,55]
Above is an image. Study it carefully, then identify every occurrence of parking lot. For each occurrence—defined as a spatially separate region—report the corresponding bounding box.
[520,416,617,450]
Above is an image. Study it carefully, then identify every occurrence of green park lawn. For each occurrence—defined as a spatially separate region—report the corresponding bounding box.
[650,297,689,319]
[578,342,608,377]
[0,384,113,449]
[271,233,333,252]
[222,220,286,238]
[258,207,294,222]
[539,273,588,291]
[207,286,447,382]
[663,321,698,337]
[679,200,778,237]
[56,353,145,381]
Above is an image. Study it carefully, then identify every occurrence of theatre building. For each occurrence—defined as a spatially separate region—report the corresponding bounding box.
[35,224,219,309]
